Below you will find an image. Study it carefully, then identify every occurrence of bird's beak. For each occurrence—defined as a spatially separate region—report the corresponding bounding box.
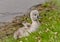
[37,16,41,19]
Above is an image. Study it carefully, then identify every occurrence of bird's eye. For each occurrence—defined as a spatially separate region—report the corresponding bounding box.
[34,14,36,16]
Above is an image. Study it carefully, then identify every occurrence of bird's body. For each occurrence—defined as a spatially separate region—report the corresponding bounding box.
[22,21,31,28]
[14,10,40,39]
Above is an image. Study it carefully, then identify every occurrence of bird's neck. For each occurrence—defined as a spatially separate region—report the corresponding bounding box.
[31,20,40,26]
[28,20,40,33]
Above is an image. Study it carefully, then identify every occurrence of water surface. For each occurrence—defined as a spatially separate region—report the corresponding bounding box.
[0,0,48,22]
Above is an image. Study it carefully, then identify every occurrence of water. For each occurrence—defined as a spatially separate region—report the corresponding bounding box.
[0,0,48,22]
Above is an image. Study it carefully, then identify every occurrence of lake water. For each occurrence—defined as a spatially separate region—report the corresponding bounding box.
[0,0,48,22]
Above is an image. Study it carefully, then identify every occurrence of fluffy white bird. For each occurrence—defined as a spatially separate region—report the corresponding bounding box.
[14,10,40,39]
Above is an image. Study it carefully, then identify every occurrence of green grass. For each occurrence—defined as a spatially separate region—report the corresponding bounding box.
[1,0,60,42]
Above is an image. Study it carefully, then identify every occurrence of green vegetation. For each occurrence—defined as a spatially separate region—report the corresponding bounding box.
[0,0,60,42]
